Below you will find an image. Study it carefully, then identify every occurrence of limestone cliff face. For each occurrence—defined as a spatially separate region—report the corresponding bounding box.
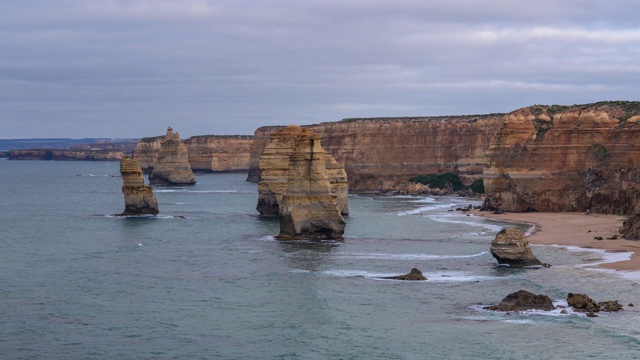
[248,115,503,193]
[184,135,253,172]
[275,127,345,241]
[257,126,349,217]
[120,157,158,215]
[483,102,640,214]
[149,127,196,185]
[9,149,128,161]
[133,136,164,172]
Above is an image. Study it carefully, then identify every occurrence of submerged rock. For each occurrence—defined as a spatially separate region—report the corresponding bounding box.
[119,157,159,215]
[485,290,555,312]
[149,127,196,185]
[276,127,346,241]
[490,228,545,267]
[382,268,427,281]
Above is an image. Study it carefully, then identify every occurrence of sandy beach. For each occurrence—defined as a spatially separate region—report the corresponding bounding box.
[474,210,640,272]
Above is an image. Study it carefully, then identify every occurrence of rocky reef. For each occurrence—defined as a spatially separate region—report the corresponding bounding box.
[257,126,349,218]
[119,157,159,215]
[184,135,253,172]
[490,228,545,268]
[269,126,345,241]
[248,115,503,193]
[149,127,196,185]
[382,268,427,281]
[485,290,555,311]
[483,101,640,214]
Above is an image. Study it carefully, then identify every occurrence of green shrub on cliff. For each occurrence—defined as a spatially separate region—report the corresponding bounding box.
[469,179,485,194]
[409,173,485,194]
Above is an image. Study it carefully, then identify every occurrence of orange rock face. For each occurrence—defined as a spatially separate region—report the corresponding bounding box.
[133,136,164,172]
[257,126,349,218]
[248,115,503,192]
[120,157,158,215]
[483,102,640,214]
[184,135,253,172]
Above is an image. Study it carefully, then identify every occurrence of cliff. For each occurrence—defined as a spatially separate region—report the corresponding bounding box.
[149,127,196,185]
[275,127,346,241]
[9,149,129,161]
[257,126,349,217]
[482,102,640,214]
[248,115,503,193]
[133,136,164,172]
[184,135,253,172]
[134,134,253,173]
[119,157,159,215]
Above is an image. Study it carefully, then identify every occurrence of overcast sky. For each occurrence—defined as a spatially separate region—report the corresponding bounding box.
[1,0,639,139]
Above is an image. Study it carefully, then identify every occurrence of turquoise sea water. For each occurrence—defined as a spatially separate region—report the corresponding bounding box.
[1,159,640,359]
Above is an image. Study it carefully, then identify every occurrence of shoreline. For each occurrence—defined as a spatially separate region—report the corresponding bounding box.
[473,210,640,274]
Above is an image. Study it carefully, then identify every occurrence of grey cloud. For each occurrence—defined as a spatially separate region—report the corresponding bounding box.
[1,0,638,138]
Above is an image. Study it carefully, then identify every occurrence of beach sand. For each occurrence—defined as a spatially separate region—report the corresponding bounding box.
[474,210,640,271]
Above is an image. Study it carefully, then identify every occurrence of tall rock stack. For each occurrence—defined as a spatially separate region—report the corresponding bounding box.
[490,228,544,267]
[276,128,346,240]
[119,157,159,215]
[257,125,348,218]
[149,127,196,185]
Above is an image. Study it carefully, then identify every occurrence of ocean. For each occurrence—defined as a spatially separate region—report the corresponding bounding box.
[1,159,639,359]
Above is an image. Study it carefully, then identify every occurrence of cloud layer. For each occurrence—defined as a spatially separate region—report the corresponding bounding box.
[1,0,639,138]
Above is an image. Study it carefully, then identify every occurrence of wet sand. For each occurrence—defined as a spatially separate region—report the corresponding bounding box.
[474,211,640,271]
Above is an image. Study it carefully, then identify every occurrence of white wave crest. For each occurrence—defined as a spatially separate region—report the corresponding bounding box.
[336,251,489,261]
[397,203,458,216]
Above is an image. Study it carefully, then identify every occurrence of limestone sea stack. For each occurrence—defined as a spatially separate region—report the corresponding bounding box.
[257,125,348,218]
[490,228,544,267]
[275,127,346,241]
[149,127,196,185]
[119,157,159,215]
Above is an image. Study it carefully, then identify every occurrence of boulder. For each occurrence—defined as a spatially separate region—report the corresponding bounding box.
[598,300,623,312]
[119,157,159,215]
[490,228,544,267]
[567,293,599,313]
[276,128,346,240]
[382,268,427,281]
[149,127,196,185]
[485,290,555,311]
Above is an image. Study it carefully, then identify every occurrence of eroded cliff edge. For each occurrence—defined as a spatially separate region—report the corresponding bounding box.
[482,102,640,214]
[134,133,253,173]
[248,115,504,193]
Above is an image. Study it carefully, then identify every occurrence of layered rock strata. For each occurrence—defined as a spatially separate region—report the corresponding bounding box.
[257,126,349,217]
[133,136,164,172]
[149,127,196,185]
[184,135,253,172]
[620,202,640,239]
[119,157,159,215]
[490,228,544,267]
[247,115,504,193]
[483,102,640,214]
[273,127,346,241]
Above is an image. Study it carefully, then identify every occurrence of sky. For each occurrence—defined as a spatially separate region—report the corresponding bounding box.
[1,0,639,139]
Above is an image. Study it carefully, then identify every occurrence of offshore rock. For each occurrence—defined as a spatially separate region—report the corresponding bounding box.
[275,127,346,241]
[485,290,555,311]
[133,135,164,172]
[149,127,196,185]
[257,126,348,218]
[382,268,427,281]
[119,157,158,215]
[567,293,599,313]
[483,102,640,214]
[490,228,544,267]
